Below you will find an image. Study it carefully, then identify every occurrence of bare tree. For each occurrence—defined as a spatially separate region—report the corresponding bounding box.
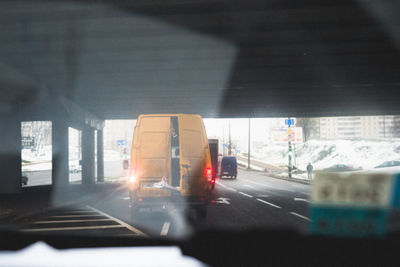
[296,118,319,142]
[21,121,52,156]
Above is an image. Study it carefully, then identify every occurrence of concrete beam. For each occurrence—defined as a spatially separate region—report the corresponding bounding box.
[82,126,95,184]
[52,118,69,187]
[0,115,21,194]
[60,97,104,130]
[97,129,104,183]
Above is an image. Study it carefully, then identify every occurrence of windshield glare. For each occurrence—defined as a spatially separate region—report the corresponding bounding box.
[1,0,400,244]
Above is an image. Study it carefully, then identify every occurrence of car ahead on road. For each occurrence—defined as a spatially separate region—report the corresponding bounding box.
[323,164,362,172]
[129,114,214,221]
[374,160,400,169]
[218,156,238,179]
[69,163,82,173]
[21,172,28,186]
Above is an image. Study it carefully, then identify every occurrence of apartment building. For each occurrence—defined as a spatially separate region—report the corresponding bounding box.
[319,116,396,140]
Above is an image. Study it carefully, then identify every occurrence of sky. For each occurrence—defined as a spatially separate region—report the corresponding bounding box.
[203,118,284,151]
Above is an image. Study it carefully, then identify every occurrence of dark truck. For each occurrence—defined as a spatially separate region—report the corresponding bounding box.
[208,139,219,190]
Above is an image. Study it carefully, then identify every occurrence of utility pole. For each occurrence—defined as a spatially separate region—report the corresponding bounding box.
[288,117,292,178]
[294,144,296,167]
[228,120,232,155]
[222,120,225,155]
[248,118,251,169]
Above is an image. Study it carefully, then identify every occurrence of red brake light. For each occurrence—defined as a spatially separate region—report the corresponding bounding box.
[206,168,212,179]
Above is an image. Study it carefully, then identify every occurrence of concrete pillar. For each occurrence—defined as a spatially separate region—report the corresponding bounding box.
[97,129,104,183]
[0,115,21,194]
[52,118,69,187]
[82,126,95,184]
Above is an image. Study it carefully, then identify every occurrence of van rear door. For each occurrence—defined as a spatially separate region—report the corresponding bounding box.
[178,114,210,196]
[135,116,171,189]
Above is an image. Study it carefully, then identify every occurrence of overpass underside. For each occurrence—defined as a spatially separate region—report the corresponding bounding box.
[1,0,400,193]
[0,97,105,194]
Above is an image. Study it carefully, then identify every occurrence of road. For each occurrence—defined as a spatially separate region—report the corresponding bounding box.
[16,169,311,238]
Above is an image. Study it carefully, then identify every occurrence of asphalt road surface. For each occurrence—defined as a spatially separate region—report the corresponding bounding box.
[16,169,311,238]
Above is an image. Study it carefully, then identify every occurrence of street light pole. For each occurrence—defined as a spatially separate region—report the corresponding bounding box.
[248,118,251,169]
[288,117,292,178]
[228,120,232,155]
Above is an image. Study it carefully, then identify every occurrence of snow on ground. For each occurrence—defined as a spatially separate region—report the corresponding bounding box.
[236,159,264,171]
[22,147,123,171]
[22,162,52,172]
[22,146,52,162]
[252,139,400,171]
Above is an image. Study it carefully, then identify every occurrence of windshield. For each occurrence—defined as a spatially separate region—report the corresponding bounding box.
[1,0,400,249]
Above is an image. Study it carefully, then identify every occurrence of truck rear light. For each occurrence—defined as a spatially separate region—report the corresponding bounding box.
[129,169,136,183]
[206,167,212,179]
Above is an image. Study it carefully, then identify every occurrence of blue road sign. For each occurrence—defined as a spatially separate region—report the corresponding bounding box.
[391,173,400,208]
[285,119,295,126]
[117,139,126,147]
[310,205,388,237]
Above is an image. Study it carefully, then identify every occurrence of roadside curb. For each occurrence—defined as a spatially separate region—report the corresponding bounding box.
[266,174,312,185]
[238,166,312,185]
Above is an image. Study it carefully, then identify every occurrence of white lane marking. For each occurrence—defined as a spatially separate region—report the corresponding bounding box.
[32,219,113,224]
[238,192,253,198]
[239,177,296,192]
[256,198,281,208]
[51,214,102,218]
[290,212,311,221]
[244,184,254,188]
[87,206,148,237]
[160,222,171,236]
[215,181,227,188]
[120,197,130,200]
[294,198,310,203]
[240,179,274,188]
[216,181,237,192]
[22,225,125,232]
[215,197,231,205]
[57,210,97,214]
[241,178,295,192]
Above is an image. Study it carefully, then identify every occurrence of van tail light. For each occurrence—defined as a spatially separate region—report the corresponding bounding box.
[206,167,212,180]
[211,178,216,184]
[129,169,136,183]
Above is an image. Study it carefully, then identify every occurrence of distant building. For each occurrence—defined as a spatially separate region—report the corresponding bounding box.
[319,116,395,140]
[104,120,136,152]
